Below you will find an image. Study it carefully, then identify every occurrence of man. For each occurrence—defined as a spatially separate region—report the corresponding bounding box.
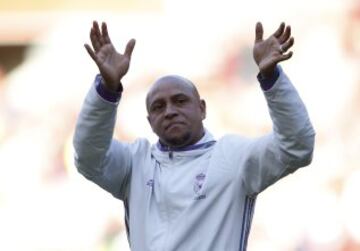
[74,21,315,251]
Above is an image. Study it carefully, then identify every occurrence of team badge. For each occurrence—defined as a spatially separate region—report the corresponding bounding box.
[193,173,206,200]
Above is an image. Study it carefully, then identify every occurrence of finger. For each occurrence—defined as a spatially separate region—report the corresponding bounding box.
[273,22,285,38]
[93,21,105,46]
[124,39,136,58]
[279,25,291,44]
[84,43,99,65]
[101,22,112,44]
[278,51,293,62]
[90,28,102,52]
[255,22,263,42]
[281,37,294,52]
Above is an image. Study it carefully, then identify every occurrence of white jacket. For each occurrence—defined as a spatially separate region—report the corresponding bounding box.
[73,67,315,251]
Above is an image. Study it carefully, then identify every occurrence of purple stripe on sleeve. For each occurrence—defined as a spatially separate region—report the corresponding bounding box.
[94,74,122,103]
[257,66,280,91]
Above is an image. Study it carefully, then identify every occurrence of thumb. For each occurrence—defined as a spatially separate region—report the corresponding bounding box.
[124,39,136,59]
[84,43,99,66]
[255,22,263,42]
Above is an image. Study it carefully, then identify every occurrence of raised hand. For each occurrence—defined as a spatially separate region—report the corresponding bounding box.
[84,21,136,91]
[253,22,294,78]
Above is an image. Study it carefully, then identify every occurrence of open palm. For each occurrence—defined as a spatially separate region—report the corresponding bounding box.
[253,22,294,78]
[85,21,135,91]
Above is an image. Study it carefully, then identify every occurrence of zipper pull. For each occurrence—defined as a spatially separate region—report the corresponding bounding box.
[166,146,173,159]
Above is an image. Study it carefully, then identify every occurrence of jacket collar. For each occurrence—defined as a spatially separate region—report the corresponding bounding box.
[156,129,215,152]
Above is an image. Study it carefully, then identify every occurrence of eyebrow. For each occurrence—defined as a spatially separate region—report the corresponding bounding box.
[146,83,198,111]
[148,93,190,109]
[171,93,189,99]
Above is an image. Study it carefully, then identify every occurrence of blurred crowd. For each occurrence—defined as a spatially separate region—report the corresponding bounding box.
[0,0,359,250]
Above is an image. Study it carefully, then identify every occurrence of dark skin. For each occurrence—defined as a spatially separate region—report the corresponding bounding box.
[253,22,294,78]
[84,21,136,91]
[146,75,206,148]
[85,21,294,147]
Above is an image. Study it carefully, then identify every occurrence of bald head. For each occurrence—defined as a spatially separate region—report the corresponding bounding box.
[145,75,206,147]
[146,75,200,111]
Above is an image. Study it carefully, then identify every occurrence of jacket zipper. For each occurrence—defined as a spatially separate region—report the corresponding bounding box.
[167,146,173,159]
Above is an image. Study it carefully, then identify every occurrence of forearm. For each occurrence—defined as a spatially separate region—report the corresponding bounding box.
[262,66,315,167]
[73,75,120,177]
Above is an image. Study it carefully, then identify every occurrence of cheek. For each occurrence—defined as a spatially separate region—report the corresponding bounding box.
[149,116,162,131]
[188,110,203,124]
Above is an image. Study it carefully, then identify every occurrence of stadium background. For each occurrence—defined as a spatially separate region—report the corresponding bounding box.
[0,0,359,250]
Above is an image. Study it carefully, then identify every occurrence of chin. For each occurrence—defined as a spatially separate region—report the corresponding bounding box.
[164,131,191,147]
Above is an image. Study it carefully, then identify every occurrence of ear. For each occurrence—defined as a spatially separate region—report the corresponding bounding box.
[147,115,155,132]
[200,99,206,120]
[146,115,154,131]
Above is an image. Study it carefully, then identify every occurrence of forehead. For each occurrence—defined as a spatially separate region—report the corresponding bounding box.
[147,76,197,105]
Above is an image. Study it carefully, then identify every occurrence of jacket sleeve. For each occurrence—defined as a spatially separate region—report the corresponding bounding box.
[237,66,315,196]
[73,79,132,200]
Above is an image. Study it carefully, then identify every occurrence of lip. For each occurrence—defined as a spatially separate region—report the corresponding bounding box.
[165,122,185,131]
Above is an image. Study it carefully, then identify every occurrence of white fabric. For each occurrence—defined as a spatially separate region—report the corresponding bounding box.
[73,67,315,251]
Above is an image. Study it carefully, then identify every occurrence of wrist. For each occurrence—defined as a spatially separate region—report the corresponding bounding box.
[95,74,122,103]
[257,65,280,91]
[259,65,276,79]
[101,77,123,93]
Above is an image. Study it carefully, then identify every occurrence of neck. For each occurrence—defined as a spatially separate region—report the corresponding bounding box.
[160,129,205,149]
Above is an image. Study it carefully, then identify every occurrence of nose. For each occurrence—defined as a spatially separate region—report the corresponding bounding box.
[164,104,178,119]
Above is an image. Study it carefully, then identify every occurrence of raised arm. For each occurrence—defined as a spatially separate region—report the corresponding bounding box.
[73,21,136,200]
[230,22,315,196]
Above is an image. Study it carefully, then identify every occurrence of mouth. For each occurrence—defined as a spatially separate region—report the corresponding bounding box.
[165,122,185,131]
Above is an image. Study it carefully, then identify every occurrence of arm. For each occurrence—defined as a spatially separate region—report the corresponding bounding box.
[240,22,315,195]
[73,21,136,200]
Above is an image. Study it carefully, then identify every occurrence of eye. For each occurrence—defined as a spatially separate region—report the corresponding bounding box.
[151,103,164,112]
[175,97,187,105]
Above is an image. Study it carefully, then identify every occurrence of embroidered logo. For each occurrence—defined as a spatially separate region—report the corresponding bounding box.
[146,179,154,188]
[193,173,206,200]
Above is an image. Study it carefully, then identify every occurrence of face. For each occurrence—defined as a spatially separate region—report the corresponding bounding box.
[146,76,206,148]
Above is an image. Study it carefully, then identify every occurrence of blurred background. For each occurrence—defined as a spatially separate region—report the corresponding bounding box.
[0,0,359,250]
